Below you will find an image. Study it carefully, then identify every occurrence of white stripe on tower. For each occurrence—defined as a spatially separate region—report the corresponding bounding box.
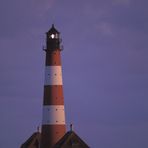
[42,105,65,125]
[44,66,63,85]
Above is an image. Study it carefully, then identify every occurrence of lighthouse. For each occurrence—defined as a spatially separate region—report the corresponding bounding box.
[40,24,66,148]
[20,24,89,148]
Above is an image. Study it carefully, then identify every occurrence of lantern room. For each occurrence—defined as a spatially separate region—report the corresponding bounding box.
[46,24,61,51]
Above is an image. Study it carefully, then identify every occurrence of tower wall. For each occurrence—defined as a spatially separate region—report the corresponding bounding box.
[40,27,66,148]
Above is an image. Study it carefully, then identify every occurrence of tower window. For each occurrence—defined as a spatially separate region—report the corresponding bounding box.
[51,34,55,39]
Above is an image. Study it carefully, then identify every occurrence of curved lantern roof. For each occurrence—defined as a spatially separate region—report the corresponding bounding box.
[47,24,60,35]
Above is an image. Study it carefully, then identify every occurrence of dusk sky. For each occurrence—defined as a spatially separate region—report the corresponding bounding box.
[0,0,148,147]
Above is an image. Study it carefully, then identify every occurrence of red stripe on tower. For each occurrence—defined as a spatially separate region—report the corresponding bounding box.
[40,24,66,148]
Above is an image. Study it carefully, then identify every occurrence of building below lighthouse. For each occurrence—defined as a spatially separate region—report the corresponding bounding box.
[21,25,89,148]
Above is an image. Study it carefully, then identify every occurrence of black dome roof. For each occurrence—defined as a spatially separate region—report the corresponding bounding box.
[47,24,60,34]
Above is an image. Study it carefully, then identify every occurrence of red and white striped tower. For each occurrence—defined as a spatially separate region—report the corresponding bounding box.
[40,25,66,148]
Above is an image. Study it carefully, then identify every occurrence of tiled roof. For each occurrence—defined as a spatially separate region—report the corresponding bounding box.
[54,131,89,148]
[20,130,89,148]
[20,132,41,148]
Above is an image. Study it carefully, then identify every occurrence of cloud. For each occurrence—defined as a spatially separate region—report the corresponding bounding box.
[30,0,56,16]
[112,0,131,6]
[0,0,57,39]
[95,21,113,36]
